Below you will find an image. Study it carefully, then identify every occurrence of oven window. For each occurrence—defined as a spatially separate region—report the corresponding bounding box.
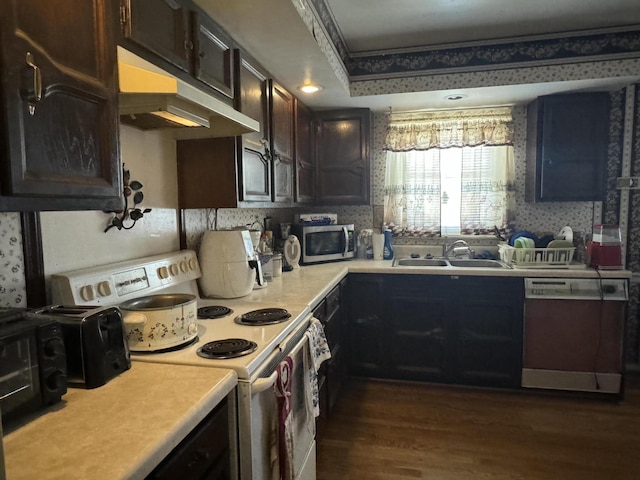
[306,231,344,256]
[0,336,39,415]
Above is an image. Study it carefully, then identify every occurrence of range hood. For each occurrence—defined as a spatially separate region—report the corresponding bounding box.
[118,47,259,138]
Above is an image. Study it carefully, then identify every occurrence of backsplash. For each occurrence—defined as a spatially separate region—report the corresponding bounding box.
[183,205,372,253]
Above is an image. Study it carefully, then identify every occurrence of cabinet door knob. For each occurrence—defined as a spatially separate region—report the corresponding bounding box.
[25,52,42,115]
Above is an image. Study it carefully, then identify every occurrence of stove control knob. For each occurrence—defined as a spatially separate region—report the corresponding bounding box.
[169,263,179,276]
[602,284,617,294]
[188,323,197,335]
[158,266,170,279]
[97,281,112,297]
[180,260,188,273]
[188,258,197,271]
[80,284,95,301]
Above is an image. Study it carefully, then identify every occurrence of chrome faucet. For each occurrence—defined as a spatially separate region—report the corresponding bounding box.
[443,239,474,259]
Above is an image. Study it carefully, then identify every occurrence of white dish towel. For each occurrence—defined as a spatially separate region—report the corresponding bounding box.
[304,317,331,418]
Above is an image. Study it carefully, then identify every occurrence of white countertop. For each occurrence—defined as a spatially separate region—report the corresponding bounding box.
[3,363,237,480]
[216,258,630,312]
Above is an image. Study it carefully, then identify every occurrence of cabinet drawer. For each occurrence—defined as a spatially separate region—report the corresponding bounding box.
[147,399,230,480]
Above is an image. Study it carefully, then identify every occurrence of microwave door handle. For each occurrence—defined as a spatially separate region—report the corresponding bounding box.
[342,226,348,256]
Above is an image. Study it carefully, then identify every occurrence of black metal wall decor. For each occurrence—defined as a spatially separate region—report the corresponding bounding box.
[104,164,151,232]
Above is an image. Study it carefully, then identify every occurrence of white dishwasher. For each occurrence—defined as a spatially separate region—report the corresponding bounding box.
[522,277,628,394]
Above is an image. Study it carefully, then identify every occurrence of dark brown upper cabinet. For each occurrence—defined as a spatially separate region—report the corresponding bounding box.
[315,108,371,205]
[525,92,610,202]
[176,51,274,209]
[294,99,315,204]
[235,51,271,203]
[0,0,122,211]
[269,80,294,204]
[120,0,235,102]
[233,52,293,205]
[121,0,191,74]
[191,10,234,100]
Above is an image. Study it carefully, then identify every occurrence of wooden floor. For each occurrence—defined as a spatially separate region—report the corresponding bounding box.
[316,375,640,480]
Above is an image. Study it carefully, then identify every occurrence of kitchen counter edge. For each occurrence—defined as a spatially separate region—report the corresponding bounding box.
[3,363,237,480]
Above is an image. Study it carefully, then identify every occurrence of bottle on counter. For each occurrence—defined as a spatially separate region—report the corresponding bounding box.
[357,229,374,259]
[383,229,394,260]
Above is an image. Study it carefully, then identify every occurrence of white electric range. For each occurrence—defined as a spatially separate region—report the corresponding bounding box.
[49,249,311,380]
[50,249,318,480]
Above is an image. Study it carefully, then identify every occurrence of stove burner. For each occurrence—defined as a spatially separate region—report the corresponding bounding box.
[236,308,291,325]
[198,305,233,319]
[197,338,258,359]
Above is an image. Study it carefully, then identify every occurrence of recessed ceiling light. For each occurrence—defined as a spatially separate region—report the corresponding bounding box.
[445,93,467,101]
[297,84,323,94]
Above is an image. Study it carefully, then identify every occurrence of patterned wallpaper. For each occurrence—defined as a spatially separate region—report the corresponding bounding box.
[0,212,26,307]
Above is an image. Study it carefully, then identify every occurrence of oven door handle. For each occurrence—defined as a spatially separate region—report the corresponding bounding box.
[252,330,310,395]
[253,370,278,394]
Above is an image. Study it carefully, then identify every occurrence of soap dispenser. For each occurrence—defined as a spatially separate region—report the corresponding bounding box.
[383,229,394,260]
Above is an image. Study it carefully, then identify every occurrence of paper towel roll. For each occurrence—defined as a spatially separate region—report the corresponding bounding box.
[372,233,384,260]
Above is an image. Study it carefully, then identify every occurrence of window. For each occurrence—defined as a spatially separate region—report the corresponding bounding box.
[382,108,516,237]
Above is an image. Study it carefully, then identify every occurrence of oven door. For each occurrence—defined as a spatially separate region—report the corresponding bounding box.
[239,330,315,480]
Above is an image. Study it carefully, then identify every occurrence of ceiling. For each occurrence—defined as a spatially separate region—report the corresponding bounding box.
[195,0,640,112]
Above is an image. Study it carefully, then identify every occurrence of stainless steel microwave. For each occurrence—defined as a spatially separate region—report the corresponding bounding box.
[292,224,355,264]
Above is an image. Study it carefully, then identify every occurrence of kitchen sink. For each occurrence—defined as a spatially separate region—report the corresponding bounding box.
[448,259,508,268]
[393,258,449,267]
[392,257,510,268]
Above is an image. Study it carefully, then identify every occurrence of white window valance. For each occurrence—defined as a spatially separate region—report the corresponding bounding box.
[383,107,514,152]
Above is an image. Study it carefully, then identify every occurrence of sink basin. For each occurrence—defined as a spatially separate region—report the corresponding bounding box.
[392,258,449,267]
[392,257,510,268]
[448,259,508,268]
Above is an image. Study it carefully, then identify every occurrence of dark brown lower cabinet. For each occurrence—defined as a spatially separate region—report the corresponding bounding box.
[146,398,231,480]
[346,274,386,378]
[347,274,524,388]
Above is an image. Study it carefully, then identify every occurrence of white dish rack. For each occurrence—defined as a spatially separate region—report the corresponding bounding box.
[498,244,576,268]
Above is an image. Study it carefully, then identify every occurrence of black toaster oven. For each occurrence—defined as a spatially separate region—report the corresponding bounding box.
[0,308,67,426]
[33,305,131,389]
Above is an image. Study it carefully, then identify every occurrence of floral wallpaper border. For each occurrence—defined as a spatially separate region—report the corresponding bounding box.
[306,0,640,79]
